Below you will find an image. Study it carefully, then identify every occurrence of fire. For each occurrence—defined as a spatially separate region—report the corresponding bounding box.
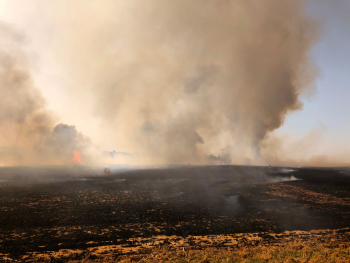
[73,150,83,164]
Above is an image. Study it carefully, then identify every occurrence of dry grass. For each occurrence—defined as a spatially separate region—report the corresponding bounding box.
[61,240,350,263]
[7,228,348,262]
[266,184,350,206]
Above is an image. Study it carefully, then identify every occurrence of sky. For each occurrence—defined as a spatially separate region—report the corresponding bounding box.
[0,0,349,166]
[271,0,350,164]
[278,0,350,139]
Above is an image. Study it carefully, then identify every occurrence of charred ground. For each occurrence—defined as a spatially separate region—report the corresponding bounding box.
[0,165,350,260]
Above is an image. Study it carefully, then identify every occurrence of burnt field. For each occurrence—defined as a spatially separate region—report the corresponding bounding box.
[0,165,350,261]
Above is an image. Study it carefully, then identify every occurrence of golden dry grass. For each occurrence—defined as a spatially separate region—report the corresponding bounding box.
[8,228,348,262]
[63,240,350,263]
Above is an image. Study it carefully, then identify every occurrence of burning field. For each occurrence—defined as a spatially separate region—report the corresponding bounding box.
[1,0,350,261]
[0,165,349,262]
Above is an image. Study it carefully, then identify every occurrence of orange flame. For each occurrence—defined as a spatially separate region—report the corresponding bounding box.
[73,150,83,164]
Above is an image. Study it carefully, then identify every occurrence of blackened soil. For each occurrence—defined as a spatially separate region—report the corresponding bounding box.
[0,165,350,258]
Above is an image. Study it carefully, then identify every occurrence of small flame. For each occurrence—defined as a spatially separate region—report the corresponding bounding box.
[73,150,83,164]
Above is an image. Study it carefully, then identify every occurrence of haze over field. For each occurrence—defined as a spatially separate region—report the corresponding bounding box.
[0,0,349,167]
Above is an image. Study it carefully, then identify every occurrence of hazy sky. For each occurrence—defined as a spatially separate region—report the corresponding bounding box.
[278,1,350,140]
[0,0,349,166]
[271,0,350,164]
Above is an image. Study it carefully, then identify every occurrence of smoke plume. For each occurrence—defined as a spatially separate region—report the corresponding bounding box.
[0,22,90,165]
[1,0,320,166]
[44,0,318,165]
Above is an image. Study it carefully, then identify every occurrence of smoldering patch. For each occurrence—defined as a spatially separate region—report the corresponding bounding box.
[94,179,126,185]
[265,167,301,183]
[266,175,300,183]
[223,195,240,206]
[280,168,296,173]
[269,167,298,174]
[339,169,350,176]
[73,178,94,182]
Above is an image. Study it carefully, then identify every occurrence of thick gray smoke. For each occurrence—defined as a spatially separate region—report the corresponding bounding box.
[0,0,319,166]
[48,0,318,165]
[0,22,90,165]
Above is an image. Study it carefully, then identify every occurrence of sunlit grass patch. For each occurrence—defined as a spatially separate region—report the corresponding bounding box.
[62,240,350,263]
